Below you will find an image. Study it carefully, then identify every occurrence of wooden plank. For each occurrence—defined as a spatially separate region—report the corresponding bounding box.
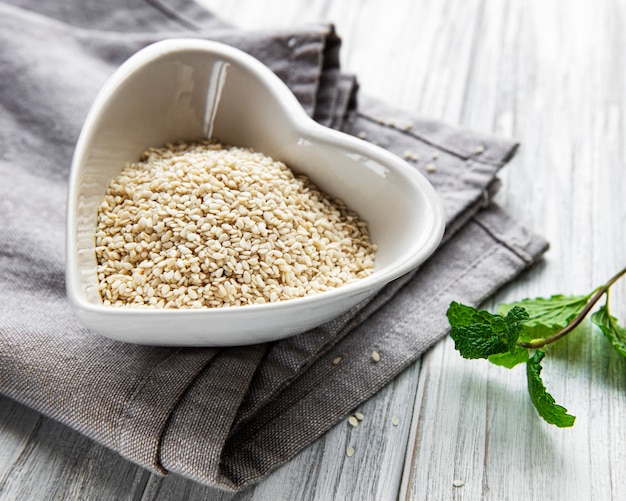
[0,396,150,500]
[0,398,41,485]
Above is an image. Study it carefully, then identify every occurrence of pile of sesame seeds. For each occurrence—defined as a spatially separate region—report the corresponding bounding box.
[95,140,376,308]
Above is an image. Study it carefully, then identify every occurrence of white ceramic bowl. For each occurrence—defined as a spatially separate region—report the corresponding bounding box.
[66,39,445,346]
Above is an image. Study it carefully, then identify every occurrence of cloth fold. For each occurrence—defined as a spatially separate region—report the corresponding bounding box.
[0,0,548,491]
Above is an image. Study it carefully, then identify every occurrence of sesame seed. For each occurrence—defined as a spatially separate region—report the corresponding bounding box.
[332,356,343,365]
[474,145,485,154]
[371,350,381,362]
[348,416,359,427]
[357,131,368,140]
[453,479,465,488]
[392,416,400,426]
[354,412,364,421]
[346,446,355,457]
[425,163,437,173]
[404,150,420,162]
[95,141,376,309]
[432,152,439,160]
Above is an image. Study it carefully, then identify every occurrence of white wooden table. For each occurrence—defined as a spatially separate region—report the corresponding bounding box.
[2,0,625,499]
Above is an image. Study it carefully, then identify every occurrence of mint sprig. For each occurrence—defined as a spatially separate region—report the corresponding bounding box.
[446,266,626,427]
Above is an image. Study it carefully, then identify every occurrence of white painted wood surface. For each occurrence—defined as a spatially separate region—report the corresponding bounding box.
[1,0,625,499]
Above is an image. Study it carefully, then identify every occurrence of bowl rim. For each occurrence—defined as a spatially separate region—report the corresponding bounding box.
[66,38,446,319]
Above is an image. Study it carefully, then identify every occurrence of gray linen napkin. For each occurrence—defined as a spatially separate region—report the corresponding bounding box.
[0,0,548,491]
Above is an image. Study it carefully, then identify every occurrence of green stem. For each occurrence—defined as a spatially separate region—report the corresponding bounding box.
[518,266,626,350]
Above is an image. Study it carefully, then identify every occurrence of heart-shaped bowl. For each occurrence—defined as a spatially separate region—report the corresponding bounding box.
[66,39,445,346]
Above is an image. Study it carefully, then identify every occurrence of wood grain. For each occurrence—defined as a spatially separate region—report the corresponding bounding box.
[1,0,625,499]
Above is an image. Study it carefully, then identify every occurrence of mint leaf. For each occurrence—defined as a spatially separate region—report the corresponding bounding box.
[498,294,590,341]
[447,302,528,359]
[488,345,530,368]
[526,350,575,427]
[591,305,626,358]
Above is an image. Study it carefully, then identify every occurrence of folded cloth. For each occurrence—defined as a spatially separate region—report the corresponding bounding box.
[0,0,548,491]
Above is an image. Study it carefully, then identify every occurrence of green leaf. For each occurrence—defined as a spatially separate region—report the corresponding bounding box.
[447,302,528,359]
[498,294,591,341]
[526,350,575,427]
[488,345,530,368]
[591,305,626,358]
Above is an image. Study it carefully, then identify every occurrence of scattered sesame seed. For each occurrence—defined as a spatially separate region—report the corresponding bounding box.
[474,145,485,154]
[431,152,439,160]
[404,122,414,130]
[402,150,421,162]
[453,479,465,488]
[377,118,387,125]
[371,350,381,362]
[354,411,364,421]
[346,446,355,457]
[392,416,400,426]
[425,163,437,173]
[357,131,368,140]
[332,356,343,365]
[348,416,359,427]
